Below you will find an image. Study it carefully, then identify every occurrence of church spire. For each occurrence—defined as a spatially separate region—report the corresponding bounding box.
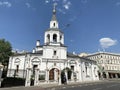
[53,3,56,14]
[50,3,59,28]
[51,3,57,21]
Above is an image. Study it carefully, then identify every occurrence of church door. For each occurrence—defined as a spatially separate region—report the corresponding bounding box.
[49,68,59,80]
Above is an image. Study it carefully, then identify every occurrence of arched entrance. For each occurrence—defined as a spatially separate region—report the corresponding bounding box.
[98,71,101,79]
[61,67,72,84]
[49,68,59,80]
[103,72,106,78]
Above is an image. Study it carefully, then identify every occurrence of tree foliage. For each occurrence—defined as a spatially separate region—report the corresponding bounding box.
[0,39,12,66]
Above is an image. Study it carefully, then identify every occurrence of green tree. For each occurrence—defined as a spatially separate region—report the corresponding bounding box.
[0,39,12,66]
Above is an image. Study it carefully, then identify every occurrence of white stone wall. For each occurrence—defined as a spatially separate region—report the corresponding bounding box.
[43,46,67,59]
[7,54,43,78]
[80,59,99,82]
[7,55,26,78]
[67,57,99,82]
[91,64,99,80]
[7,53,99,83]
[50,20,58,28]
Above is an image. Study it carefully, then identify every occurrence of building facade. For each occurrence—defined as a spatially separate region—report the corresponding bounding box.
[7,5,99,86]
[85,52,120,79]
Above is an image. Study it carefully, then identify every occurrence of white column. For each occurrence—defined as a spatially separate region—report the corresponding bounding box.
[56,70,59,82]
[61,35,64,44]
[106,72,109,79]
[58,70,61,85]
[25,68,31,87]
[48,70,49,82]
[45,34,47,44]
[78,64,82,82]
[79,62,83,82]
[54,69,57,82]
[65,70,68,83]
[34,68,39,86]
[115,73,118,78]
[0,66,3,87]
[45,69,48,82]
[45,69,49,83]
[76,71,79,82]
[77,71,80,81]
[91,64,94,81]
[57,34,60,43]
[50,33,53,43]
[71,71,74,81]
[58,62,61,85]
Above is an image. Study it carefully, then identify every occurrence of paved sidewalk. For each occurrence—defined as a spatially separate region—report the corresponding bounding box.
[41,80,105,89]
[0,80,118,90]
[0,86,45,90]
[0,80,102,90]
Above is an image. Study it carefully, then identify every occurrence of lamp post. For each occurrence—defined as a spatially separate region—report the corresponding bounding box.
[0,63,3,87]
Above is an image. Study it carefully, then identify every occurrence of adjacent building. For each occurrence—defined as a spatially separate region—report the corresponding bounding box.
[7,5,99,86]
[84,52,120,79]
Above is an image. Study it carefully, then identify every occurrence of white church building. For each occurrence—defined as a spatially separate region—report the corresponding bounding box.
[7,5,99,86]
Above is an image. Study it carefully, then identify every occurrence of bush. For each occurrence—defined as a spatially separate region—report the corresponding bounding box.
[1,69,7,78]
[1,77,25,87]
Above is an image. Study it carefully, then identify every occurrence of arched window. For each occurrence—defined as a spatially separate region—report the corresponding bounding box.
[47,34,50,43]
[53,34,57,43]
[60,35,62,40]
[53,23,55,27]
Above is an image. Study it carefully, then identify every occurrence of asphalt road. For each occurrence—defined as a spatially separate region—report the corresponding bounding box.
[53,80,120,90]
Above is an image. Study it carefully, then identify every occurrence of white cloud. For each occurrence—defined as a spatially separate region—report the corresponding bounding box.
[57,8,66,14]
[70,39,74,42]
[63,0,71,10]
[25,3,31,8]
[63,0,67,3]
[45,0,50,4]
[53,0,60,2]
[99,37,117,48]
[81,0,88,4]
[116,2,120,6]
[0,1,12,8]
[69,16,77,22]
[45,0,60,4]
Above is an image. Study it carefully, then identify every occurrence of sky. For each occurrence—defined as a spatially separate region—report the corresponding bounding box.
[0,0,120,54]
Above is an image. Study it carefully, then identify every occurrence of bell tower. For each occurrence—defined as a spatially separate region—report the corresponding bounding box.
[43,3,67,60]
[44,3,64,46]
